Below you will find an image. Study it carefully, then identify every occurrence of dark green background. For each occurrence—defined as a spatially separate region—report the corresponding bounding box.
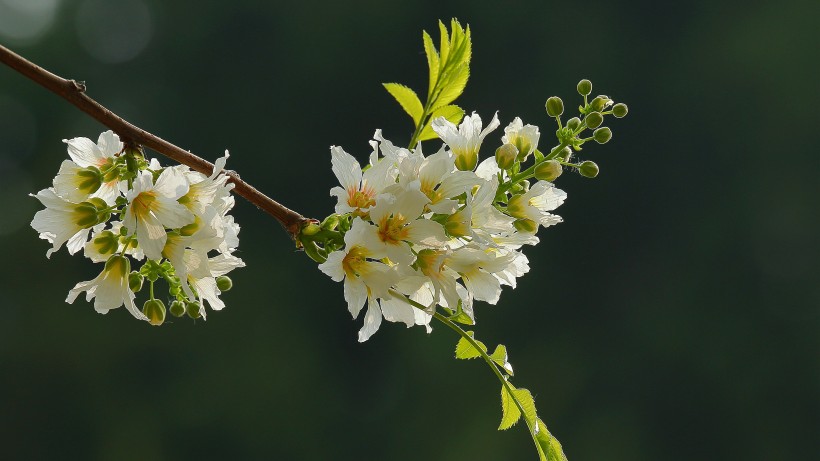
[1,1,817,460]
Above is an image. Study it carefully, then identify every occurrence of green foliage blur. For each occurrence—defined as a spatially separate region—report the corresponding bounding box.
[1,1,817,460]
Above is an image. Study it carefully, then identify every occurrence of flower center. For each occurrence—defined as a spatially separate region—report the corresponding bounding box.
[377,214,410,245]
[342,245,370,278]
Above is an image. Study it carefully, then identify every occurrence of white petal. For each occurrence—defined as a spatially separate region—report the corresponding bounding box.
[331,146,362,192]
[64,136,103,167]
[318,250,346,282]
[379,297,416,327]
[344,277,368,319]
[357,299,383,342]
[153,166,190,200]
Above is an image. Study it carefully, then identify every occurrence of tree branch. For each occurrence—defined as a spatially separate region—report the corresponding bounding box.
[0,44,311,238]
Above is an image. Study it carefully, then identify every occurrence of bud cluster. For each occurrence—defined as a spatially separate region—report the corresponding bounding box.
[30,131,244,324]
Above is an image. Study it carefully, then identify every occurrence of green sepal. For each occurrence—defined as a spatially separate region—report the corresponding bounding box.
[535,418,568,461]
[418,104,464,141]
[454,330,486,359]
[489,344,513,375]
[499,384,537,430]
[383,83,424,125]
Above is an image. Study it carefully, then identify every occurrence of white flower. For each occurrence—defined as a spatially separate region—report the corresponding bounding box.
[329,145,396,216]
[60,131,124,204]
[446,246,520,304]
[432,111,500,171]
[30,188,98,258]
[502,117,540,160]
[66,255,148,321]
[122,168,195,260]
[318,218,400,342]
[507,181,566,228]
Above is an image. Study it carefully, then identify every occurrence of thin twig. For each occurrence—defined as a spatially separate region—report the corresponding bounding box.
[0,44,311,238]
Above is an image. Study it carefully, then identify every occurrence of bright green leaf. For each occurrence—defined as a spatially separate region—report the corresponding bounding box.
[536,418,568,461]
[489,344,514,376]
[383,83,424,125]
[418,104,464,141]
[422,31,440,99]
[499,383,522,430]
[438,20,450,68]
[431,63,469,111]
[454,330,486,359]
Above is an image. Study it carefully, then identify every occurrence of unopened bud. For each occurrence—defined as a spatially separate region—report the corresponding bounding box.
[591,95,612,112]
[534,160,563,182]
[73,203,99,227]
[593,127,612,144]
[216,276,233,292]
[321,215,339,231]
[76,166,102,194]
[584,112,603,129]
[579,161,599,178]
[567,117,581,131]
[545,96,564,117]
[128,272,144,292]
[301,222,321,236]
[495,144,518,170]
[612,103,628,118]
[169,300,185,318]
[513,218,538,233]
[185,301,202,319]
[577,79,592,96]
[454,151,478,171]
[142,299,166,326]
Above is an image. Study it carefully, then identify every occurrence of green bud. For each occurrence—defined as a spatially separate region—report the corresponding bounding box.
[216,276,233,292]
[169,285,181,297]
[169,300,186,318]
[321,215,339,231]
[567,117,581,131]
[534,160,563,182]
[545,96,564,117]
[579,161,599,178]
[612,103,628,118]
[513,218,538,234]
[128,272,144,292]
[73,203,99,227]
[577,79,592,96]
[185,301,202,319]
[591,95,612,112]
[558,146,573,160]
[76,166,102,194]
[301,222,321,236]
[142,299,166,326]
[495,144,518,170]
[584,112,603,129]
[454,151,478,171]
[593,127,612,144]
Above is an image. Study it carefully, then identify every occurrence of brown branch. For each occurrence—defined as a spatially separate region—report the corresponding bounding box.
[0,44,312,239]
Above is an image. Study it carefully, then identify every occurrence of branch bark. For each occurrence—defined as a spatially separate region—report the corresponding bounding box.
[0,44,311,238]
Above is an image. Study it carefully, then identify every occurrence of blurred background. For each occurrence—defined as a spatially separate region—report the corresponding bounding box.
[1,0,818,460]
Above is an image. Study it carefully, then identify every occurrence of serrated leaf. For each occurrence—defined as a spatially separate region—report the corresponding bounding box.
[489,344,514,376]
[535,418,568,461]
[383,83,424,125]
[438,20,450,68]
[499,384,537,430]
[454,330,487,359]
[422,31,440,99]
[419,104,464,141]
[431,63,469,111]
[449,310,474,325]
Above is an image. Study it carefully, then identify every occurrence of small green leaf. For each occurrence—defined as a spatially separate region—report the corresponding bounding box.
[499,383,522,430]
[449,310,474,325]
[383,83,424,125]
[431,63,469,111]
[489,344,514,376]
[438,20,450,67]
[454,331,487,359]
[535,418,568,461]
[419,104,464,141]
[422,31,440,99]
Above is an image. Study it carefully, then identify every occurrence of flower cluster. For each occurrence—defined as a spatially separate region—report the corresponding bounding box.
[30,131,243,324]
[310,112,568,342]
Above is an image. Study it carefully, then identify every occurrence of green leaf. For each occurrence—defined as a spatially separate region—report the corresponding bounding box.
[383,83,424,125]
[489,344,514,376]
[499,384,537,430]
[418,104,464,141]
[432,63,469,111]
[422,31,440,99]
[535,418,568,461]
[438,20,451,68]
[454,331,487,359]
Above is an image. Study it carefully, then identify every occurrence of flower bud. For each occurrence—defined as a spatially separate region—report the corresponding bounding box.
[128,272,144,292]
[142,299,166,326]
[567,117,581,131]
[545,96,564,117]
[584,112,603,129]
[577,79,592,96]
[76,166,102,195]
[301,222,321,236]
[534,160,562,182]
[593,127,612,144]
[216,276,233,292]
[185,301,202,319]
[579,161,599,178]
[169,300,186,318]
[513,218,538,233]
[321,215,339,231]
[591,95,612,112]
[73,203,100,227]
[454,151,478,171]
[495,143,518,170]
[612,103,628,118]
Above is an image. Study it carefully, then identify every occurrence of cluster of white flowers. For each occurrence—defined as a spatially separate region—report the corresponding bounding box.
[30,131,243,323]
[318,113,566,342]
